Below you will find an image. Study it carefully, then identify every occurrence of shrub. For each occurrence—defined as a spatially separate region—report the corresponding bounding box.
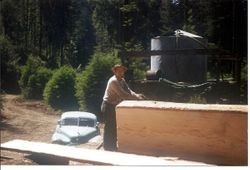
[76,52,120,116]
[240,62,247,103]
[19,55,48,98]
[241,63,247,82]
[189,94,207,104]
[0,35,21,93]
[27,67,53,99]
[0,92,4,115]
[43,66,79,111]
[1,63,21,94]
[129,58,148,80]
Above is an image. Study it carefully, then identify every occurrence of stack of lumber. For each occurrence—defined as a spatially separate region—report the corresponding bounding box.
[116,101,247,165]
[1,139,209,165]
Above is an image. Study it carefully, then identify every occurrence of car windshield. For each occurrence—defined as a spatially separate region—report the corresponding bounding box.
[61,118,78,126]
[61,117,95,127]
[79,118,95,127]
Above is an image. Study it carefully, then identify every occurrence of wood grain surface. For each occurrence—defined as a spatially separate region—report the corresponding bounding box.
[1,139,209,165]
[116,100,247,165]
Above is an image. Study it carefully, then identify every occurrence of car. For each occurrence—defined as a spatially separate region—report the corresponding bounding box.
[51,111,100,145]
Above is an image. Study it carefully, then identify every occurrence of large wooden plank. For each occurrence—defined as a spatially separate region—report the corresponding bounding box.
[0,139,208,165]
[116,101,247,165]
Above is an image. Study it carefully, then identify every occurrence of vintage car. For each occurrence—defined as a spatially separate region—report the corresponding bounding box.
[51,111,100,145]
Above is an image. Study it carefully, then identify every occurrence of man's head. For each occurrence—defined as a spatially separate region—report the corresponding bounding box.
[112,64,127,79]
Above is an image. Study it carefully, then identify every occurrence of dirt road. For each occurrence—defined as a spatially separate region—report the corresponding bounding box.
[1,95,61,142]
[1,94,104,165]
[1,94,61,165]
[0,95,103,165]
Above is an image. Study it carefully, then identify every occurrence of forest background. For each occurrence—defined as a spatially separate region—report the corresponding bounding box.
[0,0,247,119]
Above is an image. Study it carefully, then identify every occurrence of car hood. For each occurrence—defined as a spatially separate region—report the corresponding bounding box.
[59,126,97,138]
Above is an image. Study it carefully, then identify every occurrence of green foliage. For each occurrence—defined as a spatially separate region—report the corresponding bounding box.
[19,55,49,98]
[241,63,247,82]
[1,0,248,105]
[76,52,120,115]
[43,66,78,111]
[19,56,43,87]
[189,94,207,104]
[91,0,162,50]
[182,9,196,33]
[26,67,53,99]
[0,35,21,93]
[129,59,148,80]
[91,0,120,52]
[160,0,175,36]
[0,35,15,61]
[240,63,247,104]
[0,92,4,114]
[123,44,148,80]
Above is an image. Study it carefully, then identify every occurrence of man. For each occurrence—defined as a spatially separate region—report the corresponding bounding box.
[101,64,144,151]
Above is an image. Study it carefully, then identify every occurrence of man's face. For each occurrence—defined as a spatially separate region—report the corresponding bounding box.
[114,67,126,79]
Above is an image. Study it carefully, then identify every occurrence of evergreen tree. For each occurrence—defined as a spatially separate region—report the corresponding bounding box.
[182,9,196,33]
[90,0,120,52]
[160,0,174,36]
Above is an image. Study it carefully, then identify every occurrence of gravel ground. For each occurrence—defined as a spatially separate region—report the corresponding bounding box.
[1,94,103,165]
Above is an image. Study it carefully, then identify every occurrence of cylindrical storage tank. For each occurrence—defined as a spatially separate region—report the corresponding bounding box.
[150,35,207,83]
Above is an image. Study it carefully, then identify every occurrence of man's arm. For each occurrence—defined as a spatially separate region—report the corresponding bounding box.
[111,80,139,100]
[124,81,145,99]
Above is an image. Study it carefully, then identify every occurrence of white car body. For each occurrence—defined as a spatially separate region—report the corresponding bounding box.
[51,111,100,145]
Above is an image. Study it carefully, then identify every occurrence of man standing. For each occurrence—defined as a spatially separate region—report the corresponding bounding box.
[101,64,144,151]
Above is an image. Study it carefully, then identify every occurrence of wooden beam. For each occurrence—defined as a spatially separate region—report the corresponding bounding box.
[1,139,209,165]
[116,101,247,166]
[119,49,229,57]
[119,49,238,61]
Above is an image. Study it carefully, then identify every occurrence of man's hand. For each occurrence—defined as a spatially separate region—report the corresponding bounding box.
[136,93,146,100]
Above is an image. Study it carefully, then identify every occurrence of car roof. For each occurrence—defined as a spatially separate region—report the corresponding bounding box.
[61,111,96,120]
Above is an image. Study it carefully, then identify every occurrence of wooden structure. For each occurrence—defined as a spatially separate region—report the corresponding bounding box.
[116,100,247,165]
[119,49,241,83]
[1,139,210,165]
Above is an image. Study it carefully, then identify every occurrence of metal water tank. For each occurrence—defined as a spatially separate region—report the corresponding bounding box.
[150,30,207,83]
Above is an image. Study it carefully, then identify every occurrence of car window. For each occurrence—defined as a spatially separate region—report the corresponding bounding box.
[79,118,95,127]
[61,118,78,126]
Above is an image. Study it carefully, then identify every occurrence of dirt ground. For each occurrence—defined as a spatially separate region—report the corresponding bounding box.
[0,94,103,165]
